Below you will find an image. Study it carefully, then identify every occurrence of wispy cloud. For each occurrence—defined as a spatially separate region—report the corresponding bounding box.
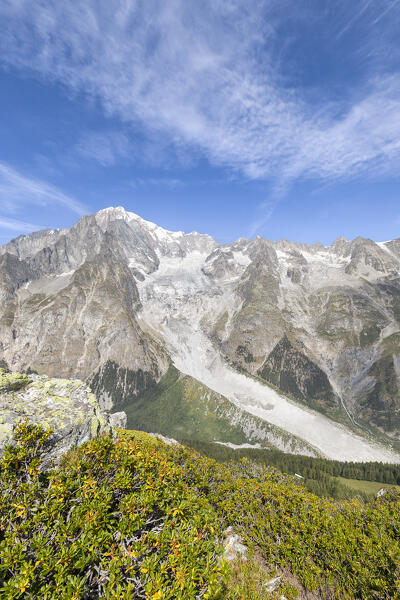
[76,130,131,166]
[370,0,400,25]
[0,162,87,216]
[1,1,400,232]
[247,200,279,238]
[335,0,374,39]
[0,215,47,232]
[129,177,184,189]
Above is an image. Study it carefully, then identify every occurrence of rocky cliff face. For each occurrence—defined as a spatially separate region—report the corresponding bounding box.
[257,335,338,415]
[0,211,169,411]
[0,206,399,460]
[221,236,400,441]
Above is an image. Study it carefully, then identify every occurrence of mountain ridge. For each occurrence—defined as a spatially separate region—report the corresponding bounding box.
[1,206,399,461]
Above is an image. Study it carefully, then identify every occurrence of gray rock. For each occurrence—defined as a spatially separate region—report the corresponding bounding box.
[222,527,247,562]
[0,368,117,462]
[109,411,127,429]
[265,576,281,592]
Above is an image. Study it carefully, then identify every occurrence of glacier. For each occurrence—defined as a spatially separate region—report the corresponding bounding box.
[135,240,399,462]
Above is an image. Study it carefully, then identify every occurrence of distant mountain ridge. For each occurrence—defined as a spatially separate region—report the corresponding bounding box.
[1,206,400,461]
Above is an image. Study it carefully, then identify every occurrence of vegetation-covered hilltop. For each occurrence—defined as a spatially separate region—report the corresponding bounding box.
[1,424,400,599]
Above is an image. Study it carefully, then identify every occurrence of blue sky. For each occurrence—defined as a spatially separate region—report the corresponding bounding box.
[0,0,400,245]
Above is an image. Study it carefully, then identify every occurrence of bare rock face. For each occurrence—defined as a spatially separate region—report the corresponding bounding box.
[0,368,123,461]
[215,235,400,441]
[0,215,170,412]
[108,411,127,429]
[0,206,400,458]
[258,336,339,416]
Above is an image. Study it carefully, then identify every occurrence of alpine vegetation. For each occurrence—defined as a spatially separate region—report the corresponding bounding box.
[1,424,400,599]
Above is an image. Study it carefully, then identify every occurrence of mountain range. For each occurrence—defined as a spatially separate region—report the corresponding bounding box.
[1,206,400,462]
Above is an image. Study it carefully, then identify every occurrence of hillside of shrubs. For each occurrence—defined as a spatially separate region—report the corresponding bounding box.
[183,439,400,500]
[1,424,400,599]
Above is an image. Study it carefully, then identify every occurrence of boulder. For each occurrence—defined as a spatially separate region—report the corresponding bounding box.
[109,411,128,429]
[0,368,126,462]
[222,527,247,562]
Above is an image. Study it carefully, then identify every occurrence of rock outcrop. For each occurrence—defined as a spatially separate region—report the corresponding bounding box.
[0,367,124,461]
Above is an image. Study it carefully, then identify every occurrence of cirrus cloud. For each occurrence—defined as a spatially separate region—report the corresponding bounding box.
[0,162,87,216]
[0,215,48,233]
[0,0,400,197]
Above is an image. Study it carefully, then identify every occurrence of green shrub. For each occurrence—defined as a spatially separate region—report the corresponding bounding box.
[168,450,400,599]
[2,425,400,599]
[0,424,225,599]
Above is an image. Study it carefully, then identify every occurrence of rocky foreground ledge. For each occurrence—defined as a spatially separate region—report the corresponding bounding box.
[0,367,126,461]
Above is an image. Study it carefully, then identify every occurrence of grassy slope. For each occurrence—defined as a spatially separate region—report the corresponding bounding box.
[121,364,316,454]
[121,364,251,444]
[336,476,400,496]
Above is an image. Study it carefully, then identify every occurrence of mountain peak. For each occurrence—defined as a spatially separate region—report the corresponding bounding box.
[96,206,140,226]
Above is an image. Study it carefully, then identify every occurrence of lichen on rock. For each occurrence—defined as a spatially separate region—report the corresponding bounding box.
[0,368,124,462]
[0,368,30,393]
